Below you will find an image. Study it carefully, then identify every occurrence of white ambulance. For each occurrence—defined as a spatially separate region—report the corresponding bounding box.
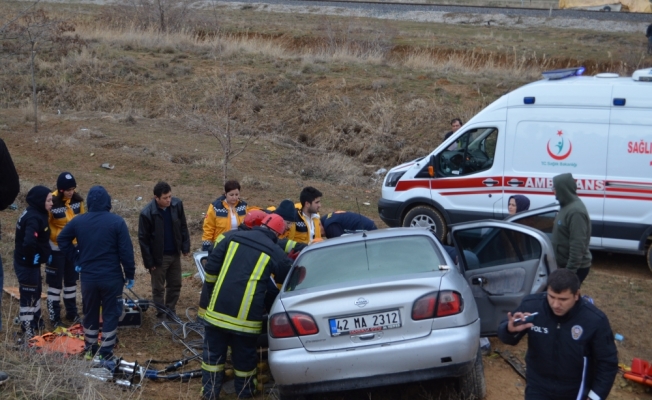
[378,67,652,271]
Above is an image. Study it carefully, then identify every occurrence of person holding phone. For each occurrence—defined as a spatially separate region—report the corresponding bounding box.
[497,269,618,400]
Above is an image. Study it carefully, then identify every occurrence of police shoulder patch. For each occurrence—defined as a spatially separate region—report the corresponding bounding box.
[571,325,583,340]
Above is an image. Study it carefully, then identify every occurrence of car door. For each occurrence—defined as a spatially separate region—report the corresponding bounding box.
[505,203,560,239]
[193,251,209,282]
[450,220,556,336]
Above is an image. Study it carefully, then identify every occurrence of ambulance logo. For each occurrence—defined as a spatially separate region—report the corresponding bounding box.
[547,130,573,160]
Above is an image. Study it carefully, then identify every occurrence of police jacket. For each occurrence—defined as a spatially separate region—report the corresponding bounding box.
[201,196,248,250]
[138,197,190,270]
[321,211,377,238]
[497,293,618,400]
[58,186,135,283]
[14,186,52,268]
[49,190,85,250]
[200,227,292,335]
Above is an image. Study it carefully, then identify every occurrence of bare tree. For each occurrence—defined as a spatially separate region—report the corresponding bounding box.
[184,73,261,183]
[1,7,82,132]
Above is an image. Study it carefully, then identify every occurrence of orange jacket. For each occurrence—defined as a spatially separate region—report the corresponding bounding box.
[48,190,85,250]
[279,203,322,245]
[201,196,249,250]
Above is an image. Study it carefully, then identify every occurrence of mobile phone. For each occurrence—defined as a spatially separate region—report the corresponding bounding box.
[513,312,538,326]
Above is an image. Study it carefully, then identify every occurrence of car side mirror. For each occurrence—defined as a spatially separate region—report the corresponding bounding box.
[428,155,436,177]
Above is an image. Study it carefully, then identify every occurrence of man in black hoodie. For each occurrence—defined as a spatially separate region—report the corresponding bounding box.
[58,186,135,360]
[498,268,618,400]
[13,185,53,339]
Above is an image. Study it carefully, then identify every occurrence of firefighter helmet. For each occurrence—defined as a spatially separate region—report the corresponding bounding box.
[244,210,268,228]
[262,213,286,236]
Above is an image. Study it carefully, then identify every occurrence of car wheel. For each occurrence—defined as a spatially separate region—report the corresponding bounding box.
[647,244,652,274]
[403,206,447,241]
[458,348,487,400]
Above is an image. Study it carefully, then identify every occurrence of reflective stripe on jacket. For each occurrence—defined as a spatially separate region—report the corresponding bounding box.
[201,197,248,248]
[200,227,291,335]
[49,190,85,249]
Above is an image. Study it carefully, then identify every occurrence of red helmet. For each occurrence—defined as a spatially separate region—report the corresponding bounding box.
[244,210,268,228]
[262,213,286,236]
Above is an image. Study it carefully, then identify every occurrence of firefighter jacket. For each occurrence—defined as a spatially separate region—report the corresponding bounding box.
[48,190,85,250]
[138,197,191,270]
[14,186,52,268]
[200,227,292,335]
[280,204,321,245]
[201,196,248,250]
[497,293,618,400]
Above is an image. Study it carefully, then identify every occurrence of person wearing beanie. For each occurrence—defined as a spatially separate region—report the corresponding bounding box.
[13,185,53,339]
[46,172,85,327]
[201,180,254,251]
[58,186,135,360]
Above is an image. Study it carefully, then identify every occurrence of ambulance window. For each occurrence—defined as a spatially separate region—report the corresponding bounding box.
[438,127,498,177]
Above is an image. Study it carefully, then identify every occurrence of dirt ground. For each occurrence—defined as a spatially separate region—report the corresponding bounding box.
[1,2,652,399]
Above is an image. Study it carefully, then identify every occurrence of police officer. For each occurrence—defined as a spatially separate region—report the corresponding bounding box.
[497,269,618,400]
[200,213,292,399]
[320,211,377,239]
[14,185,53,339]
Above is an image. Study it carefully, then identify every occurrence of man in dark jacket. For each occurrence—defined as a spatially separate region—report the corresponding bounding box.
[138,181,190,319]
[320,211,377,239]
[58,186,135,360]
[13,185,52,339]
[0,138,20,337]
[0,138,19,384]
[551,173,592,283]
[200,213,292,400]
[497,268,618,400]
[647,23,652,54]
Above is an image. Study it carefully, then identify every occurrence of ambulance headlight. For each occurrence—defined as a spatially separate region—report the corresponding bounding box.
[385,171,405,187]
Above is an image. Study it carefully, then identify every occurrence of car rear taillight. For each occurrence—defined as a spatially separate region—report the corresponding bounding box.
[412,291,463,320]
[412,292,437,320]
[269,312,318,338]
[436,290,463,317]
[290,312,319,335]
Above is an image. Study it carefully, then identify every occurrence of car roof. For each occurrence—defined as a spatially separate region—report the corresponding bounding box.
[312,227,434,248]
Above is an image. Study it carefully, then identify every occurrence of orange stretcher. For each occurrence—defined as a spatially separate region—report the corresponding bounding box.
[623,358,652,387]
[28,324,100,356]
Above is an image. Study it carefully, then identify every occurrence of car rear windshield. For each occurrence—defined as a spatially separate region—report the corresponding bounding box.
[285,236,442,291]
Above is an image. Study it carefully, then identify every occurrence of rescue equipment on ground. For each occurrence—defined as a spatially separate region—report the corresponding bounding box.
[623,358,652,387]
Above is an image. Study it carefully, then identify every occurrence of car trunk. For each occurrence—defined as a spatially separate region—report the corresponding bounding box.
[280,275,443,352]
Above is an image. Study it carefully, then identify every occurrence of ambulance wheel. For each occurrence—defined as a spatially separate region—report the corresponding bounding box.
[647,244,652,274]
[403,206,447,241]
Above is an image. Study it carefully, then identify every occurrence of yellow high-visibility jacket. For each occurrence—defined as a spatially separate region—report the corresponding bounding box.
[48,190,85,250]
[202,196,248,250]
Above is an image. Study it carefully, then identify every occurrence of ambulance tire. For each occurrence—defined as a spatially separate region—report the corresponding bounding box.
[647,244,652,274]
[403,206,447,241]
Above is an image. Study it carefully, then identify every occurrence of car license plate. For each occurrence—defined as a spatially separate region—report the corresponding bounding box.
[329,310,401,336]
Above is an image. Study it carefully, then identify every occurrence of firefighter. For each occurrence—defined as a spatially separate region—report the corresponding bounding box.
[46,172,85,327]
[200,213,292,399]
[13,185,53,340]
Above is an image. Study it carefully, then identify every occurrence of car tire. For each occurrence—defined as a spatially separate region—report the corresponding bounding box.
[403,206,448,241]
[647,244,652,274]
[458,348,487,400]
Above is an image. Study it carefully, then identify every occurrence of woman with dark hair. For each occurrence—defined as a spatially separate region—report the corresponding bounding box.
[47,172,85,327]
[201,180,250,251]
[508,194,531,215]
[14,185,52,339]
